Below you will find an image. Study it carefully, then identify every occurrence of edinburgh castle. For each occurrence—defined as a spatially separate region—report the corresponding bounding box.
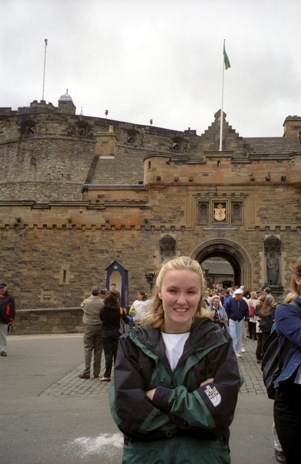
[1,91,301,317]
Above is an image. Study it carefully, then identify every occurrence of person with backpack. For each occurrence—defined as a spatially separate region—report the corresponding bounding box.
[248,291,259,340]
[257,294,276,348]
[273,256,301,464]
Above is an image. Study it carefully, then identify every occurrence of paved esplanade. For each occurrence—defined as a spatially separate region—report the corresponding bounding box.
[1,334,276,464]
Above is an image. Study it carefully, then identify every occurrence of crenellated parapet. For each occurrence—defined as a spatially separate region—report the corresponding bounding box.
[1,94,301,312]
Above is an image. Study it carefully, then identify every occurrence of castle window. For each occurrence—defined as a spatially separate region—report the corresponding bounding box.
[171,136,185,152]
[20,120,36,137]
[231,202,242,224]
[126,129,139,144]
[198,202,209,224]
[77,121,91,137]
[196,196,244,228]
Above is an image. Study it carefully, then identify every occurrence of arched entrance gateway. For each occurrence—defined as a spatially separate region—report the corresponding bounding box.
[191,239,252,290]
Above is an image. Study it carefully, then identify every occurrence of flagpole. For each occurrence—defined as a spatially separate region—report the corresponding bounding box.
[42,39,48,101]
[219,39,226,152]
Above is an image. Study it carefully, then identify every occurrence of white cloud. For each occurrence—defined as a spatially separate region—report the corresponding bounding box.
[1,0,301,137]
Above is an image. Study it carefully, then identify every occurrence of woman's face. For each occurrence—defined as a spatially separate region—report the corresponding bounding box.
[137,292,142,300]
[211,297,219,307]
[158,269,201,333]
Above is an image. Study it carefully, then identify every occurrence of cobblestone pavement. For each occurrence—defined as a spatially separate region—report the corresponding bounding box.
[40,337,266,397]
[40,360,111,397]
[238,337,266,394]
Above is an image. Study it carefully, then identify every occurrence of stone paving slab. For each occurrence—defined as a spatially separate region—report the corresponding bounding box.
[40,337,266,397]
[2,333,276,464]
[238,338,266,395]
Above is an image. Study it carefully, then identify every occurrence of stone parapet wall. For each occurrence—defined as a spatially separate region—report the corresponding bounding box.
[0,99,301,313]
[11,308,84,335]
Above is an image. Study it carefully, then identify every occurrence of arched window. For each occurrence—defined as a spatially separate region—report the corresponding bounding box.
[232,202,242,224]
[199,202,209,224]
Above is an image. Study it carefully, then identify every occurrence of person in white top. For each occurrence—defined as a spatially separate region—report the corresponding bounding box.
[248,291,259,340]
[129,291,150,324]
[110,256,241,463]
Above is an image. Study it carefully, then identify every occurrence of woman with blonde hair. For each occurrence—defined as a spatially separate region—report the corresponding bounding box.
[110,256,241,464]
[257,293,276,347]
[273,256,301,463]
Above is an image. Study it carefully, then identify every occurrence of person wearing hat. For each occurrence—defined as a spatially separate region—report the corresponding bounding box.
[224,287,249,357]
[0,283,16,356]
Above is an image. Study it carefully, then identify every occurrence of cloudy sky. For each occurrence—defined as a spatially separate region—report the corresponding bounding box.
[1,0,301,137]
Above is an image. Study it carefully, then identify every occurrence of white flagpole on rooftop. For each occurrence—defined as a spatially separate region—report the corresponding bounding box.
[219,39,231,152]
[42,39,48,101]
[219,43,225,151]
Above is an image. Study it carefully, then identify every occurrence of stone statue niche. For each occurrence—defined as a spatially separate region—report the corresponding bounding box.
[264,236,282,289]
[267,252,279,286]
[160,235,176,262]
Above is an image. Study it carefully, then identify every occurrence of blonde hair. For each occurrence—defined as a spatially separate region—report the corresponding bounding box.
[142,256,207,329]
[284,256,301,303]
[260,294,275,316]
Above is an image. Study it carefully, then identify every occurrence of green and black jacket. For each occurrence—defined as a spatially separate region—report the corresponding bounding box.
[110,317,241,443]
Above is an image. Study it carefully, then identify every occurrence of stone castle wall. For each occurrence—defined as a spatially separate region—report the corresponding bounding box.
[11,308,84,335]
[1,204,299,312]
[0,99,301,322]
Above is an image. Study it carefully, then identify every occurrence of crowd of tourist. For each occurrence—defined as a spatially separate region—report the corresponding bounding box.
[3,253,301,464]
[202,284,278,361]
[76,260,300,464]
[78,280,280,387]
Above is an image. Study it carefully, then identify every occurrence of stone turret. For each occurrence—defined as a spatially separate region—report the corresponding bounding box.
[58,89,76,115]
[283,115,301,138]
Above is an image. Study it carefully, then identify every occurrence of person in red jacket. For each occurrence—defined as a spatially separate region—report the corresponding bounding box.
[0,283,16,356]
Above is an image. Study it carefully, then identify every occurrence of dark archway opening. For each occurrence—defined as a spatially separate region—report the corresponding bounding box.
[202,257,234,288]
[196,251,242,287]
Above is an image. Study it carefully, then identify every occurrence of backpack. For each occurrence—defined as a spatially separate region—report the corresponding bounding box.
[249,303,255,318]
[261,329,291,399]
[259,314,274,333]
[261,300,301,399]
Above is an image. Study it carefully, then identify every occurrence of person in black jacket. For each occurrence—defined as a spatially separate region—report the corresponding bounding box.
[0,282,16,356]
[273,256,301,464]
[99,291,128,381]
[110,256,241,464]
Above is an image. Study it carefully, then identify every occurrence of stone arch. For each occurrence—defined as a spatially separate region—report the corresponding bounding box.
[191,239,252,288]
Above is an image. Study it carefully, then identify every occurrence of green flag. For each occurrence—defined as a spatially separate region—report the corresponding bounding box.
[223,43,231,70]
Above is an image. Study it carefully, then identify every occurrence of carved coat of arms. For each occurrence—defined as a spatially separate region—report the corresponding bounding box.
[214,203,226,221]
